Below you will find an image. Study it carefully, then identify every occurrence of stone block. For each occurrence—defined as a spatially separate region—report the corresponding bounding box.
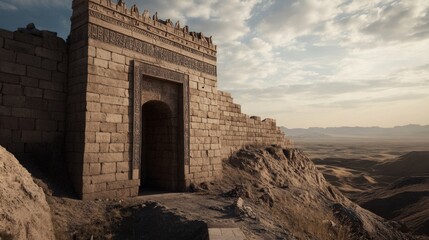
[43,89,65,101]
[106,180,138,190]
[85,132,96,143]
[106,113,122,123]
[101,162,116,174]
[116,161,130,173]
[99,153,123,162]
[86,102,101,112]
[27,66,51,81]
[0,61,26,75]
[48,101,65,112]
[84,143,99,153]
[96,48,111,60]
[100,95,125,105]
[116,172,129,181]
[0,116,19,129]
[87,92,100,102]
[19,118,35,130]
[116,123,128,133]
[99,143,109,153]
[41,59,57,71]
[2,83,22,95]
[89,112,105,122]
[90,163,101,175]
[21,131,42,143]
[100,122,116,132]
[91,173,116,184]
[85,122,100,132]
[108,61,124,72]
[111,53,125,64]
[82,153,98,163]
[5,39,35,55]
[3,95,25,107]
[82,182,106,194]
[20,77,38,87]
[11,107,33,118]
[0,129,12,145]
[39,80,64,92]
[109,143,124,152]
[96,132,111,143]
[16,53,41,68]
[101,104,128,114]
[0,48,16,61]
[93,58,108,68]
[24,86,43,98]
[111,133,128,143]
[36,119,57,131]
[35,47,62,61]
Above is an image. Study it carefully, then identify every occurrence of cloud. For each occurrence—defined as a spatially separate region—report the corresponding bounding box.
[327,0,429,46]
[1,0,427,127]
[253,0,342,46]
[130,0,260,45]
[0,0,70,9]
[0,1,17,10]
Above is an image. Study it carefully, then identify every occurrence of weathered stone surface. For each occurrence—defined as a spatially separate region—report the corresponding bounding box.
[0,146,55,240]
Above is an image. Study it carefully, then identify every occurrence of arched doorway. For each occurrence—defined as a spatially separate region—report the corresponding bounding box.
[140,100,178,191]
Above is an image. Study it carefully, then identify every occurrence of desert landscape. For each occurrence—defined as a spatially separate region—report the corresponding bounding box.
[2,144,424,240]
[1,0,429,239]
[286,126,429,237]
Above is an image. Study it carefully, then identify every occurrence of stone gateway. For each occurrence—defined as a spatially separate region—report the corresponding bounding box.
[0,0,289,200]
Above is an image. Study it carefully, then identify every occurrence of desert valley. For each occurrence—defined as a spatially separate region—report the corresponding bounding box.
[286,125,429,237]
[1,0,429,239]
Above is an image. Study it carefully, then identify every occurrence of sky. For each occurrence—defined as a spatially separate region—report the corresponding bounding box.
[1,0,428,128]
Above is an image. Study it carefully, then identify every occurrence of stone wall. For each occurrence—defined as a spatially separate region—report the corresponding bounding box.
[0,0,290,200]
[68,0,222,199]
[0,28,68,172]
[217,90,290,159]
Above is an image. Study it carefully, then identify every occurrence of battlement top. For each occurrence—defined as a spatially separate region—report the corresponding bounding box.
[72,0,217,54]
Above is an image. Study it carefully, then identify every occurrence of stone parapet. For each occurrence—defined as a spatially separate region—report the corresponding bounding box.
[217,90,291,159]
[71,0,216,57]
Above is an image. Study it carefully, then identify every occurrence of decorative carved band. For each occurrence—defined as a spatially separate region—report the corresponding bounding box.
[132,61,190,172]
[132,63,143,170]
[140,64,188,83]
[88,9,217,61]
[89,24,217,76]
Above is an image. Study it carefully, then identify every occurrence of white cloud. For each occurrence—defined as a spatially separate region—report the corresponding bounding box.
[0,1,17,10]
[254,0,342,46]
[0,0,70,8]
[2,0,425,127]
[130,0,260,45]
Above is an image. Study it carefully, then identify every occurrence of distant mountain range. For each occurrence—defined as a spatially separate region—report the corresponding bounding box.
[281,124,429,139]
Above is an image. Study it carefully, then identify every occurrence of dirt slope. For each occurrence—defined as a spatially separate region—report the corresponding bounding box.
[8,145,422,240]
[0,146,55,240]
[358,176,429,236]
[374,151,429,177]
[210,145,416,240]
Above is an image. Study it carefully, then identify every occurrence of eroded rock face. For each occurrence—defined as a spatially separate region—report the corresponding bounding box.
[0,146,55,240]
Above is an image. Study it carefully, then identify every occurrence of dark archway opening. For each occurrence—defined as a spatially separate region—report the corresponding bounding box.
[141,100,178,191]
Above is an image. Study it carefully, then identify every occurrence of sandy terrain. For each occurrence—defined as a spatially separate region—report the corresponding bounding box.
[293,137,429,237]
[3,145,419,240]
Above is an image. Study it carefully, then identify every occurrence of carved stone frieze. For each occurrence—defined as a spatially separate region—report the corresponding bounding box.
[87,4,217,61]
[88,23,217,76]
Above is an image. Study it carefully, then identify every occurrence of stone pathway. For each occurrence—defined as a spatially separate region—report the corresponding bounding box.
[208,227,247,240]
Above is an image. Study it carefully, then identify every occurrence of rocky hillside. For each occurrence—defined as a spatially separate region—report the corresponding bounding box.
[0,145,421,239]
[211,145,415,239]
[0,146,55,240]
